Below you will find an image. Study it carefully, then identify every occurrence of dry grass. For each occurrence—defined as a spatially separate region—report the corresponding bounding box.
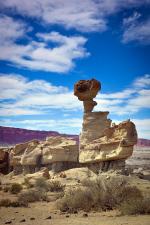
[18,189,48,203]
[47,180,64,192]
[0,198,28,207]
[119,196,150,215]
[9,183,23,194]
[57,176,146,213]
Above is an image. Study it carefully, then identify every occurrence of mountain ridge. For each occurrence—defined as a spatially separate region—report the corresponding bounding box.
[0,126,149,147]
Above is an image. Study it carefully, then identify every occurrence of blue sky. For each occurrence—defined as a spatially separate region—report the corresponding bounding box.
[0,0,150,138]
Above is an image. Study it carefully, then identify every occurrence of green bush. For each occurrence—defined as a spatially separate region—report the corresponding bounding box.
[10,183,23,194]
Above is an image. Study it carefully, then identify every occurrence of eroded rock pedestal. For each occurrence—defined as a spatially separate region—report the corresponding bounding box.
[74,79,137,173]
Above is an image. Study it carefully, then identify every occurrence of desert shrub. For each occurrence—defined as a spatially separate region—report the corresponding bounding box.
[48,180,64,192]
[120,196,150,215]
[10,183,23,194]
[57,176,144,213]
[18,189,48,203]
[34,177,49,191]
[23,178,34,189]
[3,186,10,192]
[0,199,11,207]
[0,198,28,207]
[57,188,93,212]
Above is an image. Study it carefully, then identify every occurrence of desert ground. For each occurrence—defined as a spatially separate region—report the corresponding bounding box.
[0,169,150,225]
[0,202,150,225]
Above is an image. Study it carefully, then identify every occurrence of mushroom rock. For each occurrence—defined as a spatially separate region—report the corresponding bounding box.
[74,79,101,112]
[74,79,137,172]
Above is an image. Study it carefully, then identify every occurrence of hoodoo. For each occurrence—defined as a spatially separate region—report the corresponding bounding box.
[74,79,137,172]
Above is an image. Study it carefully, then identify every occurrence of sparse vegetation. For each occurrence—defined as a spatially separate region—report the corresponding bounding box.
[34,177,49,191]
[23,178,34,189]
[18,189,48,203]
[57,177,145,213]
[3,186,10,192]
[0,199,11,207]
[47,180,64,192]
[10,183,23,194]
[120,196,150,215]
[0,198,28,207]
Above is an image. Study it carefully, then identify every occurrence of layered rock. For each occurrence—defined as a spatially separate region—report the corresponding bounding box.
[74,79,137,172]
[9,136,78,174]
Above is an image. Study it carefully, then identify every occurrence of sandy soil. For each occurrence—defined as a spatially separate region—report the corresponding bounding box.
[0,172,150,225]
[0,202,150,225]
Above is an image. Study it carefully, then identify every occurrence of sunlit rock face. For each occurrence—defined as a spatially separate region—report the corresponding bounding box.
[9,136,79,174]
[74,79,137,169]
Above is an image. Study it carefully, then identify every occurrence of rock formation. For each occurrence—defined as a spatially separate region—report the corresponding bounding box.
[74,78,137,172]
[0,148,9,174]
[9,136,78,175]
[74,79,101,113]
[0,78,138,175]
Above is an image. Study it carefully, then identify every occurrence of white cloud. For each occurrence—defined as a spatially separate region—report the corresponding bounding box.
[0,73,150,117]
[1,0,150,32]
[95,74,150,115]
[0,17,89,73]
[0,118,82,134]
[0,74,81,116]
[122,13,150,44]
[133,74,150,88]
[0,73,150,138]
[0,15,27,43]
[1,117,150,138]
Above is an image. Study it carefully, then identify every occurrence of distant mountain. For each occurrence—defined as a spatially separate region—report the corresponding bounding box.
[0,126,78,146]
[0,126,149,147]
[137,138,150,147]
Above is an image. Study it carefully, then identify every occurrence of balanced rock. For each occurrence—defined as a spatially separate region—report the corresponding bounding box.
[74,79,137,171]
[74,79,101,112]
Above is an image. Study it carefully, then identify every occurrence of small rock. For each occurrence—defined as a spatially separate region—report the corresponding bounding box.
[66,215,69,218]
[83,213,88,217]
[30,217,35,220]
[5,221,12,224]
[20,219,26,222]
[73,210,78,214]
[46,216,52,220]
[15,212,18,213]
